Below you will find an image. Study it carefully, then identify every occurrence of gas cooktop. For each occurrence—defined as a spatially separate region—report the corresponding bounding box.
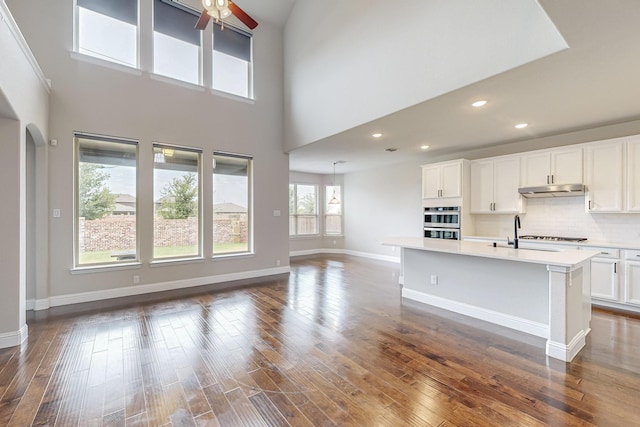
[519,235,588,242]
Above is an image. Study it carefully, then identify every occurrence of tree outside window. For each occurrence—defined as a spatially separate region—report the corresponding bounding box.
[289,184,318,236]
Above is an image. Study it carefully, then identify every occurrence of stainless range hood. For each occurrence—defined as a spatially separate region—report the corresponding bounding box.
[518,184,586,198]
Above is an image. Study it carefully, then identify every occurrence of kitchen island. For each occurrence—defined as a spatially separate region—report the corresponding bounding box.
[383,237,600,361]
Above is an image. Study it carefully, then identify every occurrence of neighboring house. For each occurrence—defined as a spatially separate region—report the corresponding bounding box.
[213,202,247,217]
[112,194,136,216]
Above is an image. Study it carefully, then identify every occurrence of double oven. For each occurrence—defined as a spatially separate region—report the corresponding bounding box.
[423,206,460,240]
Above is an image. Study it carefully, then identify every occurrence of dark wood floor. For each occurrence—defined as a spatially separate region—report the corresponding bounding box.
[1,254,640,426]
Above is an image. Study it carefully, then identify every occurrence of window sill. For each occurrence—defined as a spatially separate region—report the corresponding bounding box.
[210,88,255,104]
[289,235,322,240]
[71,262,142,274]
[150,256,205,267]
[70,51,142,76]
[211,252,255,261]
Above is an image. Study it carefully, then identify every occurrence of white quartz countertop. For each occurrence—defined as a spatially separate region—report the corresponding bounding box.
[382,237,600,268]
[463,235,640,251]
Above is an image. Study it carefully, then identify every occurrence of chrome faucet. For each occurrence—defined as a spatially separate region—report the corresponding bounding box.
[507,215,521,249]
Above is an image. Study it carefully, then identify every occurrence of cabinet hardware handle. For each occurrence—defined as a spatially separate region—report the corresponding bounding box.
[551,175,555,184]
[588,200,592,210]
[614,262,617,274]
[601,252,610,255]
[547,175,550,184]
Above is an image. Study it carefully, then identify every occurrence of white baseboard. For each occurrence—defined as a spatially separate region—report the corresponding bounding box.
[0,324,28,349]
[290,248,400,264]
[26,299,34,310]
[546,330,586,362]
[402,287,549,339]
[46,266,290,309]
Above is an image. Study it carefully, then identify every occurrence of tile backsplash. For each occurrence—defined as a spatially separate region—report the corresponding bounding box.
[472,197,640,244]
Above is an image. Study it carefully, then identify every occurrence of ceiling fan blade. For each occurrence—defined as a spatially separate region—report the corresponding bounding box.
[229,2,258,29]
[195,9,210,30]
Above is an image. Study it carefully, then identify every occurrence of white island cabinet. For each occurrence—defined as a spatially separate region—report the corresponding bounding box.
[382,237,599,362]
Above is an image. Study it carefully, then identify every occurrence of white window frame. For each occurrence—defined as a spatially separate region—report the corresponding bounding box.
[74,0,140,68]
[324,184,343,237]
[74,133,139,268]
[289,183,319,237]
[152,143,203,261]
[212,151,253,257]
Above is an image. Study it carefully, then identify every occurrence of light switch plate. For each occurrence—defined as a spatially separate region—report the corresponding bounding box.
[52,209,61,218]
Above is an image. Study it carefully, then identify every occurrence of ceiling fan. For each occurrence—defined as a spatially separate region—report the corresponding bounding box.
[195,0,258,30]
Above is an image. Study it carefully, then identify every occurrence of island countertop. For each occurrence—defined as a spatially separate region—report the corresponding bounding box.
[382,237,600,268]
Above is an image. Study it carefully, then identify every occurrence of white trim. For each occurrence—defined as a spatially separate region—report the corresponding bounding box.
[289,248,400,264]
[34,298,51,311]
[546,330,586,362]
[592,299,640,314]
[48,266,290,308]
[402,287,549,339]
[70,51,143,76]
[0,2,50,93]
[0,324,28,349]
[26,299,35,311]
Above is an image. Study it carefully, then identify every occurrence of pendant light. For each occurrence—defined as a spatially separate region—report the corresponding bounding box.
[328,161,340,205]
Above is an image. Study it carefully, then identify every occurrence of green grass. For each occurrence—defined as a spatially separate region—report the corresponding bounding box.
[79,243,248,264]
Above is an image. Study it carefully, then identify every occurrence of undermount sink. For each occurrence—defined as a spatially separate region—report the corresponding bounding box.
[488,243,559,252]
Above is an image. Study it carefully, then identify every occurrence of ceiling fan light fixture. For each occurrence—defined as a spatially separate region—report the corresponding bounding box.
[220,7,232,18]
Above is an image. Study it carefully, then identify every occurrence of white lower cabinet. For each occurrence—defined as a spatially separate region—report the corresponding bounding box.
[624,250,640,306]
[590,257,619,302]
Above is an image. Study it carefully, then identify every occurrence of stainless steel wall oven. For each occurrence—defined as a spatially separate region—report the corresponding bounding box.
[424,206,461,240]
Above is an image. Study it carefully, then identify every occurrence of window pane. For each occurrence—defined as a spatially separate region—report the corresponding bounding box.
[213,154,252,255]
[296,216,317,235]
[296,185,317,214]
[153,0,200,84]
[325,185,342,235]
[76,136,137,265]
[153,146,201,259]
[78,5,137,67]
[213,51,249,97]
[154,32,200,84]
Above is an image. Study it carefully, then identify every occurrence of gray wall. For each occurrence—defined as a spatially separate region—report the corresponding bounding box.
[7,0,289,302]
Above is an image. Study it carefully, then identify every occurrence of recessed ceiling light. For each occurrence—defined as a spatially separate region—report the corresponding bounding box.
[471,100,487,107]
[372,133,383,138]
[420,145,430,150]
[515,123,529,129]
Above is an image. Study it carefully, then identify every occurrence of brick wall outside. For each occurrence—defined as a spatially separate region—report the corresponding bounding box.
[79,214,248,252]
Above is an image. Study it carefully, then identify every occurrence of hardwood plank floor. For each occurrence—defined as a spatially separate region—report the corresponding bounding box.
[1,254,640,426]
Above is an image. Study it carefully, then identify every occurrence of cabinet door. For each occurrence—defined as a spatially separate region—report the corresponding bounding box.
[626,140,640,212]
[469,160,493,213]
[585,142,623,212]
[493,157,521,213]
[441,162,462,198]
[591,258,619,301]
[550,147,583,185]
[624,260,640,306]
[422,165,441,199]
[520,152,550,187]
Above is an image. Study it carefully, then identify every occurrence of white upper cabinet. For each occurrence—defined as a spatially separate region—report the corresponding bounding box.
[470,156,521,214]
[422,160,464,199]
[584,141,624,212]
[626,137,640,212]
[521,147,583,187]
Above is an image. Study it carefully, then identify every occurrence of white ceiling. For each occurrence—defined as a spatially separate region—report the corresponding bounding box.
[288,0,640,174]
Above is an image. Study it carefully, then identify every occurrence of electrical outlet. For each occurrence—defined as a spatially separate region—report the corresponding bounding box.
[133,275,140,284]
[52,209,60,218]
[430,275,438,285]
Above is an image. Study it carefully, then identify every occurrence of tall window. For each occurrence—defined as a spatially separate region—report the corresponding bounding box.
[75,134,138,266]
[213,23,252,97]
[212,152,252,255]
[153,145,202,259]
[289,184,318,236]
[154,0,201,84]
[325,185,343,236]
[76,0,138,67]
